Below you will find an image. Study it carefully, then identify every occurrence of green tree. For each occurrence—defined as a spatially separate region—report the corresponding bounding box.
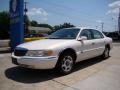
[38,23,53,30]
[0,11,10,39]
[30,20,38,26]
[54,22,75,31]
[30,20,53,30]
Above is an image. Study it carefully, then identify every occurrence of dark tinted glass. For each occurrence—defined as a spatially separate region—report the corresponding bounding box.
[80,29,93,40]
[49,28,80,39]
[92,30,104,39]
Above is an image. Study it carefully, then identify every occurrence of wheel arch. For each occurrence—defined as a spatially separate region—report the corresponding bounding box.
[105,44,110,50]
[58,48,77,61]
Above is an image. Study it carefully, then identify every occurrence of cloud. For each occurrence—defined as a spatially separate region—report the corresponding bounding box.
[42,17,48,21]
[107,1,120,19]
[108,1,120,9]
[27,8,48,22]
[107,8,119,15]
[27,8,48,16]
[96,20,102,23]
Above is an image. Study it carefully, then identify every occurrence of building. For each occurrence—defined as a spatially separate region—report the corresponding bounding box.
[28,26,52,34]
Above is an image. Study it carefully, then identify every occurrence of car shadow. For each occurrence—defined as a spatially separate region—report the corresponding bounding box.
[5,56,110,84]
[73,56,109,71]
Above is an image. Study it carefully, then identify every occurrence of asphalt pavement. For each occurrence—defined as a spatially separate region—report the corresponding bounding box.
[0,43,120,90]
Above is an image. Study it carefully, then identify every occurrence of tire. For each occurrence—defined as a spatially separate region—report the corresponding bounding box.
[102,46,110,59]
[56,52,75,75]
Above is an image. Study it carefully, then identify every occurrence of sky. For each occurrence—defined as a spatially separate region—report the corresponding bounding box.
[0,0,119,32]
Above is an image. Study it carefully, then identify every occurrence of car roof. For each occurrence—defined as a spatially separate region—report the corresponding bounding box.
[63,27,98,31]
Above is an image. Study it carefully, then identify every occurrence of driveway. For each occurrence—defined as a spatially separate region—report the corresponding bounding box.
[0,43,120,90]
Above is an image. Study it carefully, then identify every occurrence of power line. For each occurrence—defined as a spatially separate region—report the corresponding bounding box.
[40,0,114,27]
[38,2,97,23]
[40,0,105,19]
[28,0,114,30]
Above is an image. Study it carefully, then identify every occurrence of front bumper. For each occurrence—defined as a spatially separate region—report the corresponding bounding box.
[12,53,58,69]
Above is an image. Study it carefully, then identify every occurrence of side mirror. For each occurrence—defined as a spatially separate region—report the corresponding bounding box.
[77,36,87,41]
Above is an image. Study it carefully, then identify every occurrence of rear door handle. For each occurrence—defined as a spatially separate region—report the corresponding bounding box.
[92,42,95,45]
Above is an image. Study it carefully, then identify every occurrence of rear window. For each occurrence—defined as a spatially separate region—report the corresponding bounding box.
[92,30,104,39]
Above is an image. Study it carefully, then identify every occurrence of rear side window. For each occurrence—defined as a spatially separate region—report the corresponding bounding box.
[92,30,104,39]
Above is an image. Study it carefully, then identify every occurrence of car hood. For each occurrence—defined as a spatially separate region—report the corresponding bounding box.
[16,39,74,50]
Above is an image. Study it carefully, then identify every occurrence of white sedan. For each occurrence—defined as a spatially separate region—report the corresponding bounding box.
[12,27,112,74]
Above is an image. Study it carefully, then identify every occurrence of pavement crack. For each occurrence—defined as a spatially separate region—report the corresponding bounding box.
[52,79,79,90]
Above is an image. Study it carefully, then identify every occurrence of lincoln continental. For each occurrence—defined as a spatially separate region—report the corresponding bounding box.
[12,27,112,74]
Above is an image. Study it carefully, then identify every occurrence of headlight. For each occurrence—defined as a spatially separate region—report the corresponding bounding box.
[25,50,53,57]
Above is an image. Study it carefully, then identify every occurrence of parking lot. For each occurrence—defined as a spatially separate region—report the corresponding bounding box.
[0,43,120,90]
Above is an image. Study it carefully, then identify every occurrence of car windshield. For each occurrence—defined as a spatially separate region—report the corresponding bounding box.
[48,28,80,39]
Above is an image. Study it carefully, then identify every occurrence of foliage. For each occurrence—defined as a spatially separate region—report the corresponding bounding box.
[38,23,53,30]
[30,20,38,26]
[53,22,75,31]
[0,11,10,39]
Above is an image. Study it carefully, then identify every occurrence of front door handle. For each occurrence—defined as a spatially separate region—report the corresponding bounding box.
[92,42,95,45]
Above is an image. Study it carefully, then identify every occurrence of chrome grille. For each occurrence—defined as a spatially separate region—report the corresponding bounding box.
[14,49,28,56]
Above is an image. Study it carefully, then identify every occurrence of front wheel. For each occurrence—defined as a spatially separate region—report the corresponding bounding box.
[56,53,75,75]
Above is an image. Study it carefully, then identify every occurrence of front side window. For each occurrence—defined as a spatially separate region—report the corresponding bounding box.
[48,28,80,39]
[92,30,104,39]
[80,29,93,40]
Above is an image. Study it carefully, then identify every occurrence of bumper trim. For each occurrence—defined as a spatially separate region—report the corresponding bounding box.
[12,57,19,65]
[11,53,58,69]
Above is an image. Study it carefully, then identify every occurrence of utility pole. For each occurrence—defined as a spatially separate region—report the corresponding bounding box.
[112,18,117,32]
[24,1,28,15]
[24,1,28,36]
[101,22,104,32]
[118,8,120,40]
[96,26,98,29]
[118,8,120,35]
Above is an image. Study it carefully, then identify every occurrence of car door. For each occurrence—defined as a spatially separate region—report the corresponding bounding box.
[77,29,95,61]
[91,29,105,57]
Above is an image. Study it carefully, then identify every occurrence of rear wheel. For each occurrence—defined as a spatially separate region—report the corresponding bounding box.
[102,46,110,59]
[56,52,75,75]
